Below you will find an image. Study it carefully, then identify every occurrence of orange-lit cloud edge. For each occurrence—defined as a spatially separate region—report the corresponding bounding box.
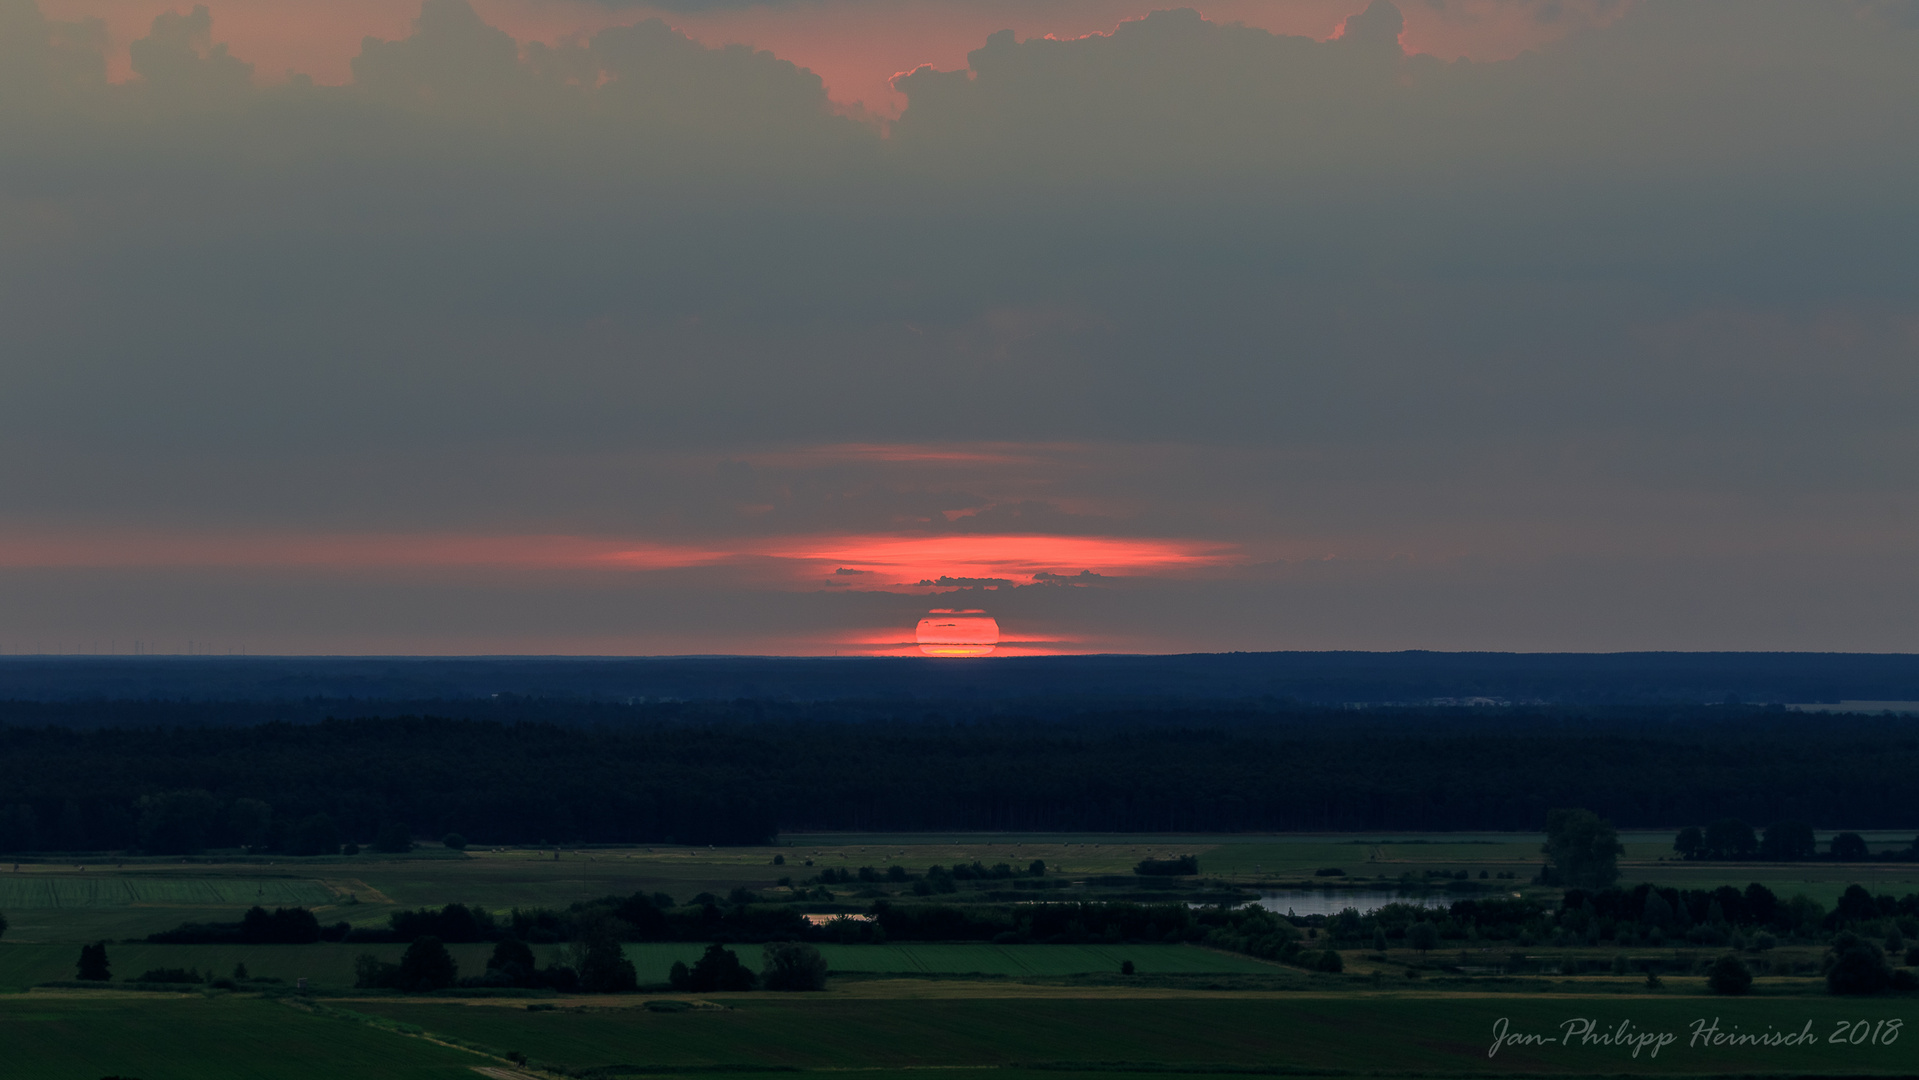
[0,529,1238,585]
[0,528,1232,656]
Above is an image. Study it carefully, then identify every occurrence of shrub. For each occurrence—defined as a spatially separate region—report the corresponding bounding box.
[396,936,459,992]
[1407,922,1439,953]
[1313,867,1345,877]
[573,918,638,993]
[355,953,400,989]
[442,833,467,851]
[1134,856,1198,876]
[671,943,757,992]
[1120,959,1135,975]
[483,938,538,986]
[1826,932,1894,995]
[1706,954,1753,995]
[1314,949,1344,973]
[762,942,829,991]
[76,942,110,981]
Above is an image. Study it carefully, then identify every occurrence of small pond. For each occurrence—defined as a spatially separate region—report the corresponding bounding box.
[1251,890,1451,917]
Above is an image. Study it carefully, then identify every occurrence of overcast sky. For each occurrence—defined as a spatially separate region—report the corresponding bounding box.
[2,0,1916,655]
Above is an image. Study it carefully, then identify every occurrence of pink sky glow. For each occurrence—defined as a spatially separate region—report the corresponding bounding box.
[37,0,1618,115]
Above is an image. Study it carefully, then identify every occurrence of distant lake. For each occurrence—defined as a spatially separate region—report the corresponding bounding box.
[1251,891,1452,917]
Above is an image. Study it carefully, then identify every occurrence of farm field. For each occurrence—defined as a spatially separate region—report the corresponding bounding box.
[0,833,1915,1078]
[351,992,1919,1076]
[9,988,1912,1079]
[0,994,481,1079]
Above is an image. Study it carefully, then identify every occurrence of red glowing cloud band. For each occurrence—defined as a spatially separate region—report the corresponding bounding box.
[0,529,1235,586]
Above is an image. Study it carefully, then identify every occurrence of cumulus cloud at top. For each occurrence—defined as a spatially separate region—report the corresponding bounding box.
[1,0,1917,652]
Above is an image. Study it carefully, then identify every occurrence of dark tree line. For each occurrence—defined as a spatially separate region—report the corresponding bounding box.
[0,707,1916,848]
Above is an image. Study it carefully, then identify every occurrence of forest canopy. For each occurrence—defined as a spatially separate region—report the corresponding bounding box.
[0,704,1914,851]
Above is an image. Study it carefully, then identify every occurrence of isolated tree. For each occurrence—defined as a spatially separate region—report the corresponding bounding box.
[442,833,467,850]
[1641,889,1674,928]
[1835,884,1879,923]
[1706,954,1752,995]
[76,941,110,981]
[1703,819,1756,860]
[1830,832,1869,861]
[1825,932,1893,995]
[673,943,756,992]
[761,942,828,991]
[0,911,8,941]
[571,916,637,993]
[1760,821,1815,861]
[1542,809,1623,888]
[1407,921,1439,954]
[1672,827,1703,860]
[396,936,458,992]
[486,938,537,985]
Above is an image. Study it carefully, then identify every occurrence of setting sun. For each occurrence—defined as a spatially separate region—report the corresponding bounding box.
[914,609,1000,656]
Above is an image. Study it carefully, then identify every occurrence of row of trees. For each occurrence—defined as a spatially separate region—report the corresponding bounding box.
[1,710,1918,844]
[1674,821,1917,862]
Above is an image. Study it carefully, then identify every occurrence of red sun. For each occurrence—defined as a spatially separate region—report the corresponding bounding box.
[915,609,1000,657]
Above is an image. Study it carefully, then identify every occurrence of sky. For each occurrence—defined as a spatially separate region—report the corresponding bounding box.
[1,0,1917,656]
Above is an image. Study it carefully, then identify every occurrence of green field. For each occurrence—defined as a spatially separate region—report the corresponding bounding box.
[0,995,481,1079]
[2,833,1915,1079]
[0,873,335,909]
[354,994,1919,1076]
[10,991,1912,1079]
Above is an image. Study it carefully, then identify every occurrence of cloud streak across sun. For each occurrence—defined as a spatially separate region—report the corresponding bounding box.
[0,527,1234,590]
